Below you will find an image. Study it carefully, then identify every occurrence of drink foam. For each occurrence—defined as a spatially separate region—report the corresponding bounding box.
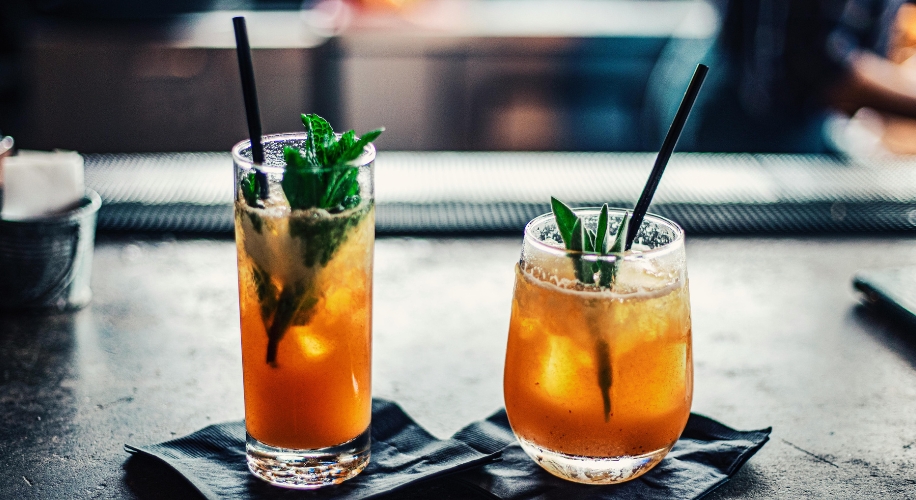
[521,254,684,301]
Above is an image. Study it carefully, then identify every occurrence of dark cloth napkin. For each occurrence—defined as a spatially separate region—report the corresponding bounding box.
[125,399,502,500]
[444,409,771,500]
[125,398,770,500]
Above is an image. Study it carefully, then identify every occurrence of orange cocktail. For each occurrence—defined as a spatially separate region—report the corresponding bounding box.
[236,205,374,449]
[232,132,375,488]
[504,209,692,484]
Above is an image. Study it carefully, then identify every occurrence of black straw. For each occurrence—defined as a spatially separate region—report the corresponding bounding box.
[233,16,269,199]
[625,64,708,250]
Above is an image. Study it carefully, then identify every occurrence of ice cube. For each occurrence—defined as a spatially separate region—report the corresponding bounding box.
[614,257,672,295]
[540,335,595,401]
[297,330,330,358]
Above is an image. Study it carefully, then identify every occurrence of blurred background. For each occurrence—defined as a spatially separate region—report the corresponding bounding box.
[6,0,916,157]
[0,0,717,153]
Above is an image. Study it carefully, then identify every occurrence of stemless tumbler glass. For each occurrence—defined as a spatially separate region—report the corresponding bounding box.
[504,208,692,484]
[232,133,374,488]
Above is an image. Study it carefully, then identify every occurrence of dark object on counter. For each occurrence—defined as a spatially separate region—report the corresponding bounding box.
[125,399,770,500]
[0,190,101,311]
[854,267,916,327]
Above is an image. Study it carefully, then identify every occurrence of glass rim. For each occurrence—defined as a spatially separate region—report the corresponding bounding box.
[523,208,685,263]
[231,132,377,174]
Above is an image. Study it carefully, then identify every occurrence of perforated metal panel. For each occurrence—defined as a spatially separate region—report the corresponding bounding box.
[84,152,916,235]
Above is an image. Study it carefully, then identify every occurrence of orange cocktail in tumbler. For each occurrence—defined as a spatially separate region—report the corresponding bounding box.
[233,121,379,489]
[504,208,692,484]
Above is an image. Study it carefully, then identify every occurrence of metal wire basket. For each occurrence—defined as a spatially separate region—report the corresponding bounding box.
[0,190,101,312]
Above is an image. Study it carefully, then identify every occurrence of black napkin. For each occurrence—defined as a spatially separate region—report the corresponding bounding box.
[125,399,503,500]
[125,399,770,500]
[443,409,771,499]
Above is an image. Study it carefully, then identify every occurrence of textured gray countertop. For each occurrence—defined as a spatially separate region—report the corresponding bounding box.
[2,235,916,498]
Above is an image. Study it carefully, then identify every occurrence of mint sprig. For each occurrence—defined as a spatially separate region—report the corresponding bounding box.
[550,197,630,287]
[240,171,260,207]
[280,114,383,212]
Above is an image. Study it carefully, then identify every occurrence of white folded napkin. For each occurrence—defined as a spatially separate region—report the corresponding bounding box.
[0,150,85,220]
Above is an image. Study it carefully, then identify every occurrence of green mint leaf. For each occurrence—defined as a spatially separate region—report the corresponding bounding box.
[583,226,598,283]
[240,171,262,208]
[357,127,384,146]
[568,218,584,252]
[596,204,610,254]
[567,218,596,284]
[282,146,321,210]
[345,173,360,197]
[578,259,596,285]
[598,210,630,288]
[551,197,598,283]
[292,296,319,326]
[280,115,382,213]
[551,197,578,248]
[325,168,360,210]
[584,227,596,253]
[343,128,384,163]
[610,210,630,254]
[302,114,333,154]
[301,114,330,168]
[252,264,278,322]
[319,169,344,208]
[331,130,357,165]
[597,260,615,288]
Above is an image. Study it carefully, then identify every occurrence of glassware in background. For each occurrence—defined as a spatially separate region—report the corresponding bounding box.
[232,133,375,488]
[504,208,692,484]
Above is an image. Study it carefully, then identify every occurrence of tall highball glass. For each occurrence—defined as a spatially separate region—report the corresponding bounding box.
[504,208,692,484]
[232,133,374,488]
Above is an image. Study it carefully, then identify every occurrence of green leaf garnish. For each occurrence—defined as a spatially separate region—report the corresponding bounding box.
[281,113,384,212]
[551,198,634,288]
[240,171,261,208]
[552,197,594,283]
[252,264,277,322]
[595,204,610,255]
[550,197,577,245]
[598,207,630,288]
[568,218,584,252]
[584,227,596,253]
[609,210,630,255]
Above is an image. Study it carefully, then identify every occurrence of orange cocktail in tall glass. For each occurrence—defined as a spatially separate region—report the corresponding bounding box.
[233,131,375,489]
[504,208,692,484]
